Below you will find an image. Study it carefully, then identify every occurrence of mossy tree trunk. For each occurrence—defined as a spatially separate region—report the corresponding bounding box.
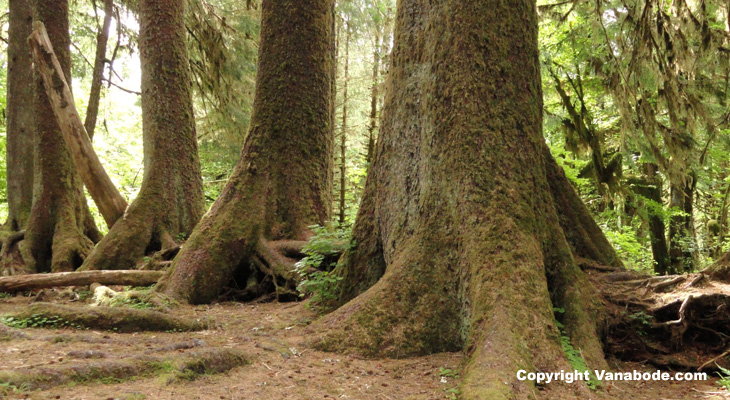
[5,0,34,232]
[20,0,102,274]
[79,0,204,271]
[668,176,697,273]
[156,0,335,304]
[1,0,35,275]
[314,1,620,398]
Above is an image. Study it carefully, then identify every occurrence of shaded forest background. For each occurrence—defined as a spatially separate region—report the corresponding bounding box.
[0,0,727,277]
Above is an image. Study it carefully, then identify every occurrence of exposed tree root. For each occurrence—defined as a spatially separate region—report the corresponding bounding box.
[0,230,27,277]
[593,269,730,371]
[5,303,206,332]
[0,348,250,390]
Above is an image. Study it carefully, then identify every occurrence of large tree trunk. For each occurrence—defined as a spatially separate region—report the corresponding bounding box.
[79,0,204,271]
[312,1,620,398]
[1,0,35,276]
[5,0,34,232]
[156,0,335,304]
[20,0,102,274]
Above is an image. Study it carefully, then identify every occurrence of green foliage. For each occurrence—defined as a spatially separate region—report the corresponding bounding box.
[1,314,82,329]
[439,367,459,379]
[0,292,10,299]
[602,224,654,274]
[553,308,600,390]
[0,381,29,396]
[294,225,351,304]
[715,363,730,391]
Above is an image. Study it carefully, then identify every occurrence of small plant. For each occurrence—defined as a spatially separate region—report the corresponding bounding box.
[439,367,460,379]
[0,292,11,299]
[553,307,601,390]
[1,314,81,329]
[716,363,730,390]
[295,225,351,306]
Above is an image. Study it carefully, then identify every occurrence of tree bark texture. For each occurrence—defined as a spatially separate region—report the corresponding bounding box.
[313,1,620,398]
[21,0,102,274]
[5,0,35,232]
[156,0,335,304]
[28,22,128,228]
[79,0,204,271]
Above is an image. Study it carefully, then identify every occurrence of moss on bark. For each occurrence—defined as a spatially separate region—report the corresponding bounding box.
[79,0,204,271]
[20,0,101,274]
[313,1,616,398]
[156,0,335,304]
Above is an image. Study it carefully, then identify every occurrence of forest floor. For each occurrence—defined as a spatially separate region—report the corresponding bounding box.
[0,289,728,400]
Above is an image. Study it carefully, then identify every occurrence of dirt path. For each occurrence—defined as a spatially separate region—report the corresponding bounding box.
[0,292,728,400]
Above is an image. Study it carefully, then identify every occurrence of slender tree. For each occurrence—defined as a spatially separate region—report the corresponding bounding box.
[338,21,350,224]
[156,0,335,304]
[79,0,205,271]
[20,0,102,273]
[313,1,620,398]
[84,0,114,140]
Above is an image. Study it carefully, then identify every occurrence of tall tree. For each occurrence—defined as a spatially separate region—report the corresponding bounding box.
[156,0,335,304]
[5,0,35,234]
[1,0,35,276]
[20,0,102,273]
[79,0,205,271]
[313,0,620,398]
[84,0,114,140]
[338,21,350,224]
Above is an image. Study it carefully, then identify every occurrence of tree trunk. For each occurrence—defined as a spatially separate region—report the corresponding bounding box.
[628,164,670,275]
[313,1,619,398]
[84,0,114,140]
[365,27,381,165]
[5,0,34,232]
[28,22,128,228]
[156,0,335,304]
[20,0,102,274]
[668,174,697,273]
[79,0,204,271]
[1,0,35,276]
[338,22,350,225]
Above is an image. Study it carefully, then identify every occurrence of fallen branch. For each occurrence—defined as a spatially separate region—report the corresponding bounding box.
[698,347,730,371]
[0,270,162,292]
[28,22,127,227]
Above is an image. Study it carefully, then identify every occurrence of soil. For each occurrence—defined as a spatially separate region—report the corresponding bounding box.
[0,289,728,400]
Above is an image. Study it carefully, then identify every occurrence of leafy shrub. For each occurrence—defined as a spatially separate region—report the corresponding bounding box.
[294,225,351,306]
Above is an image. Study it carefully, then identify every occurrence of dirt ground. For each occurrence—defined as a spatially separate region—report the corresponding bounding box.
[0,290,728,400]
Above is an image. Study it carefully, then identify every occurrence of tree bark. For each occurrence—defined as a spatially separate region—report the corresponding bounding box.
[20,0,102,274]
[5,0,35,232]
[365,27,380,165]
[84,0,114,140]
[668,174,697,273]
[338,22,350,224]
[628,164,670,274]
[313,1,618,398]
[1,0,35,276]
[28,22,128,228]
[0,270,162,292]
[156,0,335,304]
[79,0,204,271]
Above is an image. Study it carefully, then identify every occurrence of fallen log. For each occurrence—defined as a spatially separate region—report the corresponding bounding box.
[28,22,127,227]
[0,270,162,293]
[6,302,206,332]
